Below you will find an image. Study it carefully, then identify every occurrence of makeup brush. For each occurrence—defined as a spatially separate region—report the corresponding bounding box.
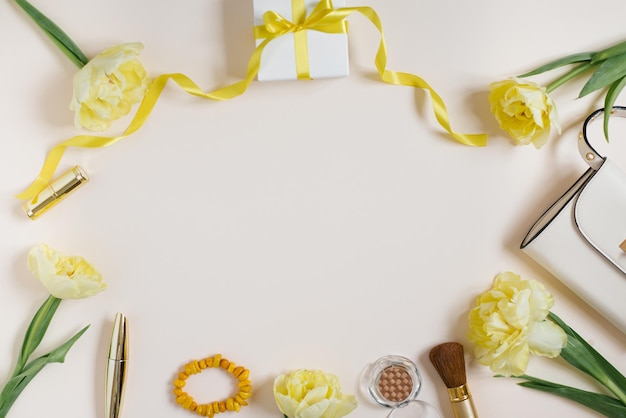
[429,342,479,418]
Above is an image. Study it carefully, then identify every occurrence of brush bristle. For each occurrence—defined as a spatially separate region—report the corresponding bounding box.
[429,342,467,388]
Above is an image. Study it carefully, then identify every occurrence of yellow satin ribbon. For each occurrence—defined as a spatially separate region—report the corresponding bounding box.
[292,0,310,78]
[17,0,487,202]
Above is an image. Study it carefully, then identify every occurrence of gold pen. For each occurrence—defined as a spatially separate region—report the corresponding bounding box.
[105,313,129,418]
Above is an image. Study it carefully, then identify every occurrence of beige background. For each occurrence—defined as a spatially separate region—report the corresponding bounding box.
[1,0,626,417]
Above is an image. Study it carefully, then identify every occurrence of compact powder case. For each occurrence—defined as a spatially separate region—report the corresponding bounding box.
[367,355,422,408]
[366,355,441,418]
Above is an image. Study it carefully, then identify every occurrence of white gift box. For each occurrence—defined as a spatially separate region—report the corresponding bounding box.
[253,0,350,81]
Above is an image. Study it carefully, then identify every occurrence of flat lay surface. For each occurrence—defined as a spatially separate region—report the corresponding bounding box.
[1,0,626,417]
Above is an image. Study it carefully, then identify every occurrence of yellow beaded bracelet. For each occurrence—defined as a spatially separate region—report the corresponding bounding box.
[172,354,252,417]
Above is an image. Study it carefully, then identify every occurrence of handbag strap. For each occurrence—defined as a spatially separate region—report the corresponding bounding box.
[578,106,626,170]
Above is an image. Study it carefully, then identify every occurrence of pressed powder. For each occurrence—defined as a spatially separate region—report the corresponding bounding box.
[378,365,413,403]
[367,355,421,408]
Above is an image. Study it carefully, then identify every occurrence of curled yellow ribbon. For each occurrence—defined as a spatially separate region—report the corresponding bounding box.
[17,0,487,202]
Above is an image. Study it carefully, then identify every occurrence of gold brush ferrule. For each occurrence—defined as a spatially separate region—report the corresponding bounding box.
[22,166,88,220]
[447,384,478,418]
[447,384,470,402]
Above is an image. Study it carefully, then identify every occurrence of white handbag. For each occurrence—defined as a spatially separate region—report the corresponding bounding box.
[521,107,626,334]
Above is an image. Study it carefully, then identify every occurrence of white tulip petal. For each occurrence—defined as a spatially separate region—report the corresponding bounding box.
[27,244,105,299]
[527,320,567,358]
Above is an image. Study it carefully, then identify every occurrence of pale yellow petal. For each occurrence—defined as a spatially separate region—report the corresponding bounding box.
[332,394,358,417]
[27,244,106,299]
[275,394,300,417]
[467,272,562,376]
[70,43,148,131]
[488,78,558,148]
[490,338,530,376]
[527,320,567,358]
[273,370,356,418]
[299,398,330,418]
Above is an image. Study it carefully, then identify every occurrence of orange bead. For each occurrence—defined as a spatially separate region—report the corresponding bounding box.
[237,380,251,388]
[232,367,244,377]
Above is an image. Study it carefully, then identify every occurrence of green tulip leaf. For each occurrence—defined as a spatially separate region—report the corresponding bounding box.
[592,39,626,63]
[602,76,626,141]
[518,52,594,77]
[518,375,626,418]
[0,325,89,417]
[579,53,626,97]
[13,0,88,68]
[549,312,626,404]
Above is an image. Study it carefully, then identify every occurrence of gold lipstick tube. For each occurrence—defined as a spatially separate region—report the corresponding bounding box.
[22,166,88,219]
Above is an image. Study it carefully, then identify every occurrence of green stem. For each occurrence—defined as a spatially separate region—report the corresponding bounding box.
[546,61,596,93]
[605,379,626,406]
[12,295,60,376]
[0,374,29,418]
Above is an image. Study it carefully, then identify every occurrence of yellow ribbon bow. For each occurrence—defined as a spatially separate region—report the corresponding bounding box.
[259,0,348,35]
[17,0,487,203]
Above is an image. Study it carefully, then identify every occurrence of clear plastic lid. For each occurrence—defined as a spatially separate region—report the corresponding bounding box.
[364,355,442,418]
[386,400,442,418]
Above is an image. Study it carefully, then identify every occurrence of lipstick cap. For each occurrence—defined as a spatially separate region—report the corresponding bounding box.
[108,313,128,361]
[22,166,88,220]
